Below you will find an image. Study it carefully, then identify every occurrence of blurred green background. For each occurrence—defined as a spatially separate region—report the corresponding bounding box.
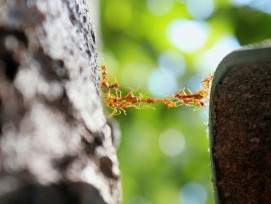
[98,0,271,203]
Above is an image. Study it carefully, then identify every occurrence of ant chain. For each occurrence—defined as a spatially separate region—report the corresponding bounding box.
[99,66,214,117]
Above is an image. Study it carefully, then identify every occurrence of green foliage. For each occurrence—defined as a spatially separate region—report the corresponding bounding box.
[100,0,271,203]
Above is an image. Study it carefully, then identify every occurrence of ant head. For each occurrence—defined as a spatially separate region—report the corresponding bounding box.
[198,101,205,107]
[101,81,109,89]
[113,83,119,89]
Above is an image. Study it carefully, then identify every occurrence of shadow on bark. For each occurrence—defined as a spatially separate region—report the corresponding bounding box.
[0,181,106,204]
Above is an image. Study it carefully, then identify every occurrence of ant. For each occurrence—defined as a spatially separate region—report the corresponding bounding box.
[100,65,119,92]
[175,89,208,101]
[105,96,138,117]
[99,66,214,116]
[202,73,214,89]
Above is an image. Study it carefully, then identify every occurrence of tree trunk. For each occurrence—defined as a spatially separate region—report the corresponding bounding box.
[209,45,271,203]
[0,0,121,203]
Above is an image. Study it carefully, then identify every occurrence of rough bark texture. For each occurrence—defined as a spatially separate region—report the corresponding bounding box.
[0,0,121,204]
[212,62,271,203]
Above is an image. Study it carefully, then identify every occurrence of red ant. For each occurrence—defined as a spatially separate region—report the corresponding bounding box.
[99,66,213,116]
[202,73,214,89]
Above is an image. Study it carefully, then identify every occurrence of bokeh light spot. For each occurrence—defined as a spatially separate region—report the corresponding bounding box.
[148,69,177,97]
[187,74,203,93]
[195,36,240,72]
[159,129,185,157]
[250,0,271,14]
[158,51,186,77]
[167,20,209,53]
[180,182,207,204]
[231,0,253,6]
[232,0,271,14]
[187,0,215,19]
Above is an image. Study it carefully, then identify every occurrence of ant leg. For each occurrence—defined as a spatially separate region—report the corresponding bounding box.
[116,88,122,99]
[107,108,119,118]
[122,108,127,115]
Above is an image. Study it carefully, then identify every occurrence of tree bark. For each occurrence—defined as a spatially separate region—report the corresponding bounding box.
[0,0,121,203]
[209,46,271,204]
